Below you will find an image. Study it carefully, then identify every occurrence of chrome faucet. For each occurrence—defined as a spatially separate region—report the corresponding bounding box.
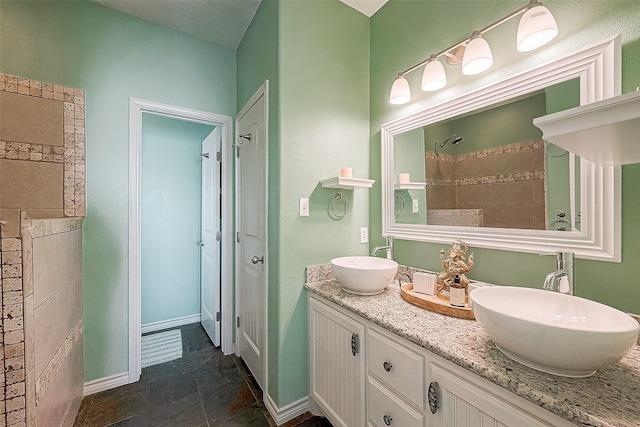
[542,251,574,295]
[372,236,394,260]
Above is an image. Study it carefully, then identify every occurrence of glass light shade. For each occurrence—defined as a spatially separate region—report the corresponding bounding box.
[389,75,411,104]
[421,59,447,91]
[462,36,493,76]
[517,5,558,52]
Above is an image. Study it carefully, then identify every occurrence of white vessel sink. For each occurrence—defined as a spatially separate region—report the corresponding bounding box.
[470,286,639,377]
[330,256,398,295]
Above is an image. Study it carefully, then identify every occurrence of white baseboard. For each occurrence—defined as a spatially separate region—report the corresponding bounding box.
[141,313,201,334]
[83,372,129,396]
[264,394,309,426]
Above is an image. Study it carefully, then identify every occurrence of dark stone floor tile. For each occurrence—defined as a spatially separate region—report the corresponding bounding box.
[73,395,94,426]
[81,382,148,427]
[295,416,333,427]
[197,367,245,401]
[146,372,199,406]
[212,401,271,426]
[106,413,147,427]
[183,327,214,353]
[243,374,263,402]
[201,380,259,425]
[147,395,208,427]
[75,325,334,427]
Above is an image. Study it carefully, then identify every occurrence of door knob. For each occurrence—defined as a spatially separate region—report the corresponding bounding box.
[198,241,204,247]
[251,256,264,264]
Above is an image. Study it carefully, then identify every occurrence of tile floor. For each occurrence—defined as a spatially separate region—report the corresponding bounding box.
[73,323,332,426]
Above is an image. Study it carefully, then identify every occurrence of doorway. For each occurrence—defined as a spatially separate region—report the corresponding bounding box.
[140,115,216,341]
[128,98,233,383]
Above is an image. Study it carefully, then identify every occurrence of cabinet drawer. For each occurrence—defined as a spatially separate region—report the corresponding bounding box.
[368,328,424,409]
[368,377,425,427]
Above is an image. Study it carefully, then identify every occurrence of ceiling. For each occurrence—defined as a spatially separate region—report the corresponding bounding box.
[93,0,388,50]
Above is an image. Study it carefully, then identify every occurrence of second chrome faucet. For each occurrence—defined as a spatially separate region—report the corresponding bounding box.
[542,251,574,295]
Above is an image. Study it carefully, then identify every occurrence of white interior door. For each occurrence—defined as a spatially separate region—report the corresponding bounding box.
[236,84,268,389]
[201,128,221,346]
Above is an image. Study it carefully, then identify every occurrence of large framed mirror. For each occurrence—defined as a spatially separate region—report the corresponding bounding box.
[381,36,621,261]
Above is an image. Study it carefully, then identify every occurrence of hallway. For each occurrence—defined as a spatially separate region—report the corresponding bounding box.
[73,323,331,426]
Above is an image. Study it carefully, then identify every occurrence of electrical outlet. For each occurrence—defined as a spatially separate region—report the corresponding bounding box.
[360,227,368,244]
[412,199,419,213]
[299,198,309,217]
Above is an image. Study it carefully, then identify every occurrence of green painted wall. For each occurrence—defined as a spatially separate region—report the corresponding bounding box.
[394,128,426,224]
[141,114,214,325]
[544,79,581,229]
[370,0,640,314]
[237,0,370,407]
[277,0,369,406]
[0,0,236,381]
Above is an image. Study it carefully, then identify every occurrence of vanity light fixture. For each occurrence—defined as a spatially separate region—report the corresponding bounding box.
[389,0,558,105]
[461,32,493,76]
[421,55,447,91]
[389,73,411,104]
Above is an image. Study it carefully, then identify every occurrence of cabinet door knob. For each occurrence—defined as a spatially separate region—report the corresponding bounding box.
[383,414,393,426]
[383,361,393,372]
[428,381,440,414]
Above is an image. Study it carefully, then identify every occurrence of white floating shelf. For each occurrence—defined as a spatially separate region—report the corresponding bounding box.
[395,182,427,190]
[533,90,640,166]
[320,176,375,190]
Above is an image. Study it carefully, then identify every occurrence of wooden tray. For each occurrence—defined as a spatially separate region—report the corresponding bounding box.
[400,284,475,320]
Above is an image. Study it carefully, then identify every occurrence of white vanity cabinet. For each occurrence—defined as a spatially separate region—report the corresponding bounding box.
[309,294,577,427]
[428,360,575,427]
[367,327,425,427]
[309,297,366,427]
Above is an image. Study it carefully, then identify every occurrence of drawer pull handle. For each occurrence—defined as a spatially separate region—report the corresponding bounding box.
[428,381,440,414]
[383,414,393,426]
[383,361,393,372]
[351,333,359,356]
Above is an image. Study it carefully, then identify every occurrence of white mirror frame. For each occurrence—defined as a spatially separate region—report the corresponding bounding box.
[382,36,621,262]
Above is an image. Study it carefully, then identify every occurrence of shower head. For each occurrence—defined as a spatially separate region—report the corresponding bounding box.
[434,135,463,152]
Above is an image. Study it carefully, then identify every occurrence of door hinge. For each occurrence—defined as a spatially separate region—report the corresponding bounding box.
[236,232,240,243]
[236,316,240,328]
[235,145,240,158]
[216,151,222,162]
[216,231,222,241]
[216,311,221,322]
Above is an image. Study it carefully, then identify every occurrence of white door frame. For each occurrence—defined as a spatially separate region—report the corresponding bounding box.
[128,98,233,383]
[235,81,269,389]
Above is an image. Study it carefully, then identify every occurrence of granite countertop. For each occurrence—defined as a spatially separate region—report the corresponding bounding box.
[304,264,640,427]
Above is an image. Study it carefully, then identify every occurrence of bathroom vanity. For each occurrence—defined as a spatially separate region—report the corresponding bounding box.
[305,265,640,427]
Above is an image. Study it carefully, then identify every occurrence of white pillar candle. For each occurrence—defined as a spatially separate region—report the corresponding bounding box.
[399,173,411,183]
[339,167,353,178]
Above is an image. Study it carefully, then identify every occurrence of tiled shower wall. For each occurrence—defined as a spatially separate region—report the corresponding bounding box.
[425,140,546,229]
[0,74,85,427]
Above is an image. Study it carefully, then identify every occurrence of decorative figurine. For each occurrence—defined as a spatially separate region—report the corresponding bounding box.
[437,239,474,301]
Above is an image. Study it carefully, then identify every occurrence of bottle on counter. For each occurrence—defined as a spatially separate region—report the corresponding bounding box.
[450,274,466,307]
